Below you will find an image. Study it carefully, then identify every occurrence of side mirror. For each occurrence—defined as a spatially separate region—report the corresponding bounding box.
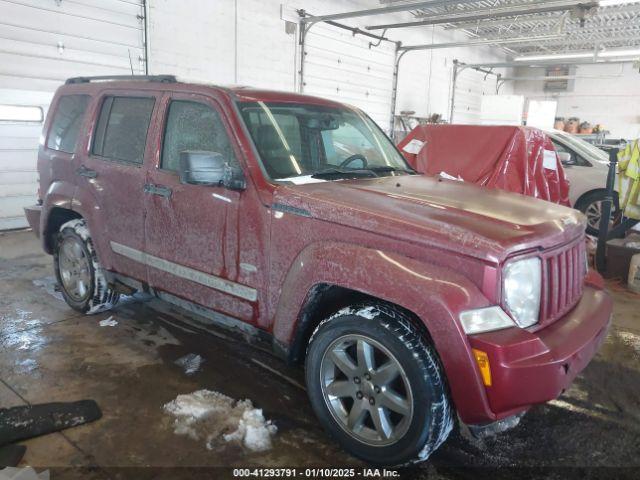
[557,151,575,166]
[179,151,246,190]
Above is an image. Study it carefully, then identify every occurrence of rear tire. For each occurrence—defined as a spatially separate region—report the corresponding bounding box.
[54,219,119,314]
[305,304,453,466]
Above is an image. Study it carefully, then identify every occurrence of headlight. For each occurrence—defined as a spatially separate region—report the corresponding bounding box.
[502,257,541,328]
[459,306,516,334]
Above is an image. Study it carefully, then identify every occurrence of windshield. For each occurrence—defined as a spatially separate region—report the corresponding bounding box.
[238,101,413,181]
[549,130,609,164]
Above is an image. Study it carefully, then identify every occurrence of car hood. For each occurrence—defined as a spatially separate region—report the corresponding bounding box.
[273,174,585,264]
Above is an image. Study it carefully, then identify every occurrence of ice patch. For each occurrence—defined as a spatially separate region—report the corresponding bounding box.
[99,316,118,327]
[163,390,277,452]
[32,277,64,302]
[174,353,203,375]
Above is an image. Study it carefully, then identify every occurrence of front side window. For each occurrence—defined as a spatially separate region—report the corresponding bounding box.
[92,96,155,164]
[46,95,89,153]
[161,100,236,172]
[238,101,412,181]
[552,139,591,167]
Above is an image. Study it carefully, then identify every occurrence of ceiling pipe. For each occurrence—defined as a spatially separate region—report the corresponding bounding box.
[499,74,624,81]
[461,57,637,68]
[399,34,566,51]
[366,1,598,30]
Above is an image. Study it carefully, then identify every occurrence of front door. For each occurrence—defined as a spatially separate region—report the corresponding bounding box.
[143,92,256,323]
[77,92,158,281]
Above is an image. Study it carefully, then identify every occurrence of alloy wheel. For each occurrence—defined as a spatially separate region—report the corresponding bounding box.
[584,200,614,231]
[319,334,413,446]
[58,236,92,302]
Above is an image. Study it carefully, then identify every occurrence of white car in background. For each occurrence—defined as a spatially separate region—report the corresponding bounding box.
[546,129,617,236]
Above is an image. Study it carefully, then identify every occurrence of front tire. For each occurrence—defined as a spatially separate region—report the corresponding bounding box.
[305,304,453,466]
[54,219,119,314]
[575,190,620,236]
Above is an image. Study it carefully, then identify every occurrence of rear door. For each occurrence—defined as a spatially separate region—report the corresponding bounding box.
[77,91,158,281]
[143,91,257,323]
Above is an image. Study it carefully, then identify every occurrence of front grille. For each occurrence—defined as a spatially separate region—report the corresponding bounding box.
[540,236,586,324]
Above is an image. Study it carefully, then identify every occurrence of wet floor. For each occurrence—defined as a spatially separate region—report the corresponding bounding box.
[1,230,639,479]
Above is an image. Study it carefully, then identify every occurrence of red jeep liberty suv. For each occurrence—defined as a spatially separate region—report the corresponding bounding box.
[25,75,612,465]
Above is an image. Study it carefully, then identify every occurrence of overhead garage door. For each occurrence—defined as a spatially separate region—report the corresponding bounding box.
[302,22,397,133]
[0,0,145,230]
[451,67,499,124]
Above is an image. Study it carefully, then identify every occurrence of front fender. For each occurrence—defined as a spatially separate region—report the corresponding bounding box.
[273,241,496,424]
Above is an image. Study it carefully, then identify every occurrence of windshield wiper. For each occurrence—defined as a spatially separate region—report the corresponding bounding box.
[366,166,414,174]
[311,168,378,179]
[311,166,414,180]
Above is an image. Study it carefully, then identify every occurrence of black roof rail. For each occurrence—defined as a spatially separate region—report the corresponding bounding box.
[65,75,177,85]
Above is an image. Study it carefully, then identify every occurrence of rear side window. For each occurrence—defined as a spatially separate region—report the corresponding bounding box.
[92,96,155,164]
[46,95,89,153]
[161,100,236,172]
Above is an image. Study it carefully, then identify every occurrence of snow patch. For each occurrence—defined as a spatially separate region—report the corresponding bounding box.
[0,467,50,480]
[355,306,380,320]
[616,330,640,356]
[327,305,380,321]
[99,316,118,327]
[174,353,203,375]
[163,390,277,452]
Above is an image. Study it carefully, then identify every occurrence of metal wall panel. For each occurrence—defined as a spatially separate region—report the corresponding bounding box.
[0,0,144,229]
[302,23,397,132]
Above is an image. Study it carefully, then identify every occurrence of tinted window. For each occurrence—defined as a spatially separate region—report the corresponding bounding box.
[46,95,89,153]
[93,96,155,164]
[161,100,236,172]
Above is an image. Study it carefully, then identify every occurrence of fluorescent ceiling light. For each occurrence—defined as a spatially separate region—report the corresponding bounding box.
[599,0,638,6]
[514,52,594,61]
[599,48,640,57]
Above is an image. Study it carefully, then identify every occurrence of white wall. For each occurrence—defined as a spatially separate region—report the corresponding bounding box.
[513,63,640,139]
[148,0,511,124]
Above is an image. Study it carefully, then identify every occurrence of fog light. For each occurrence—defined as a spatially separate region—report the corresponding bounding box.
[472,348,492,387]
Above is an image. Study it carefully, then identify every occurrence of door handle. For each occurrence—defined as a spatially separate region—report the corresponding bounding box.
[76,165,97,178]
[144,183,172,198]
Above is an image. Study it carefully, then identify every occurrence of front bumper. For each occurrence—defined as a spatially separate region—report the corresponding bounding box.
[24,204,42,237]
[467,280,612,419]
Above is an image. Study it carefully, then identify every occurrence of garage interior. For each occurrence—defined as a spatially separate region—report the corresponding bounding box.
[1,0,639,478]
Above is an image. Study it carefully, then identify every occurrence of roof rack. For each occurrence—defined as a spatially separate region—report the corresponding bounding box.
[65,75,177,85]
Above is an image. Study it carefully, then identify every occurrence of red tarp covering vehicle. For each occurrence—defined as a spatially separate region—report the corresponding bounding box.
[397,125,571,206]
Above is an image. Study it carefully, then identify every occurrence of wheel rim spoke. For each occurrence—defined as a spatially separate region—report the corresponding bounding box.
[356,339,375,372]
[373,360,399,386]
[379,389,411,416]
[347,400,367,431]
[329,350,358,377]
[370,406,393,440]
[326,380,353,398]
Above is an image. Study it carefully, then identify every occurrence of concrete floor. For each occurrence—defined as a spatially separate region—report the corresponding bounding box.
[1,230,639,479]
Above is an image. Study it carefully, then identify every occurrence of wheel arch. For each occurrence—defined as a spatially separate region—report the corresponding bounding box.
[42,206,83,254]
[287,283,434,366]
[574,188,619,210]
